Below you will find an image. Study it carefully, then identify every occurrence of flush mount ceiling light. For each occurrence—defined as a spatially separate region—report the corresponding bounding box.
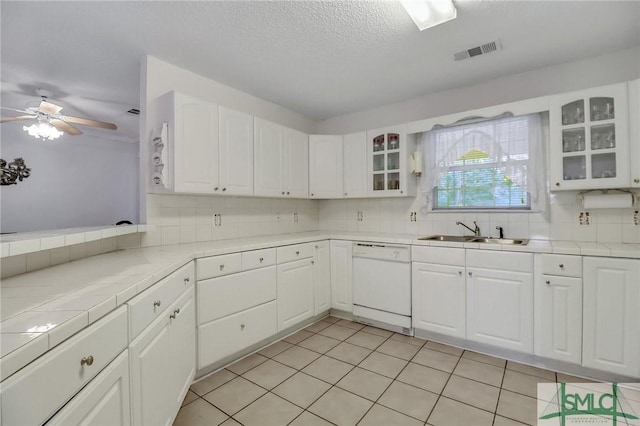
[400,0,457,31]
[23,120,64,141]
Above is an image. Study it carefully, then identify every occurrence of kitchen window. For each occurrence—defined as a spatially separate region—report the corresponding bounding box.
[421,113,546,211]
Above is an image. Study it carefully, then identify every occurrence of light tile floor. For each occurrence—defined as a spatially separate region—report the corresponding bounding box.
[174,316,591,426]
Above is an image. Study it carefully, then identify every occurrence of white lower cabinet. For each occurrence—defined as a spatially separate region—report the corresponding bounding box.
[47,350,131,426]
[534,254,583,365]
[198,302,277,368]
[130,287,195,426]
[412,262,466,339]
[330,240,353,312]
[313,241,331,315]
[466,250,534,353]
[582,257,640,378]
[277,257,315,331]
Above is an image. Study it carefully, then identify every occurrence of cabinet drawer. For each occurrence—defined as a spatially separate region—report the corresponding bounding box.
[412,246,464,266]
[466,250,533,273]
[542,254,582,277]
[197,301,277,369]
[1,307,128,426]
[242,248,276,270]
[198,266,277,324]
[128,262,194,341]
[277,243,314,263]
[197,253,242,280]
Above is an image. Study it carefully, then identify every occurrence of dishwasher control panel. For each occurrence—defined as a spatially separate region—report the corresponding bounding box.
[352,242,411,262]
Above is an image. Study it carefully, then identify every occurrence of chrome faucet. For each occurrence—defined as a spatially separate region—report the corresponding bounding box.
[456,221,481,237]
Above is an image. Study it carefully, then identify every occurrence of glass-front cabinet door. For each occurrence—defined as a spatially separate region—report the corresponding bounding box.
[366,125,415,197]
[550,83,630,190]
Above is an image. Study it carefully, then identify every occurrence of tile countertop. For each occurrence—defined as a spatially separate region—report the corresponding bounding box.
[1,231,639,381]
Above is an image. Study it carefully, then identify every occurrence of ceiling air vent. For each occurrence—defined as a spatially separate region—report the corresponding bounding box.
[454,40,502,61]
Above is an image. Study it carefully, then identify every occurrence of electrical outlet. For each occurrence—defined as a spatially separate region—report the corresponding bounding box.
[634,210,639,226]
[213,213,222,227]
[410,212,417,222]
[357,211,363,222]
[293,212,298,223]
[578,211,591,226]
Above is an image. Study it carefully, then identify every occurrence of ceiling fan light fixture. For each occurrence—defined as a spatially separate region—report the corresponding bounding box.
[23,122,64,141]
[400,0,457,31]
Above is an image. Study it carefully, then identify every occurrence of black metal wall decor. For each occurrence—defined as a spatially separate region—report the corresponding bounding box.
[1,158,31,185]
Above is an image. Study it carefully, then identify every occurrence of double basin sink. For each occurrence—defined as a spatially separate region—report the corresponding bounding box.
[419,235,529,245]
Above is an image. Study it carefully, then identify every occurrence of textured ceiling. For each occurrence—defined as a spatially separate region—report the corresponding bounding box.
[1,1,639,141]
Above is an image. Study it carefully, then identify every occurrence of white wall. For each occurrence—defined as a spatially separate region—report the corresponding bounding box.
[139,56,320,247]
[317,47,640,134]
[0,124,139,233]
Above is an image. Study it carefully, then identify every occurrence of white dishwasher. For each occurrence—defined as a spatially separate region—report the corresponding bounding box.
[352,242,412,335]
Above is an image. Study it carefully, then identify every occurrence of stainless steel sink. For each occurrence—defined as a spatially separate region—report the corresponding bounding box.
[418,235,475,242]
[470,237,529,245]
[418,235,529,245]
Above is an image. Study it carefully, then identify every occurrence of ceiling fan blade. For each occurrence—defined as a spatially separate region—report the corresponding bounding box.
[39,100,63,115]
[50,119,83,135]
[1,106,32,114]
[59,115,117,130]
[0,115,35,123]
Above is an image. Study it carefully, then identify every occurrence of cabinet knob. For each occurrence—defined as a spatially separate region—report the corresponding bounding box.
[559,264,564,268]
[311,260,315,265]
[287,191,290,195]
[80,355,94,366]
[545,280,551,285]
[634,178,640,183]
[282,191,285,195]
[214,187,219,191]
[459,271,462,276]
[259,257,264,262]
[240,324,245,330]
[170,313,176,319]
[296,251,300,255]
[184,277,190,283]
[315,245,318,249]
[153,300,161,308]
[311,193,314,196]
[400,190,404,194]
[174,308,180,315]
[222,188,227,192]
[468,272,472,276]
[555,182,560,187]
[344,193,347,196]
[220,264,225,270]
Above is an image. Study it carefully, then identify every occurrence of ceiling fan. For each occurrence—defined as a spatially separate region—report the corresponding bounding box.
[1,89,117,140]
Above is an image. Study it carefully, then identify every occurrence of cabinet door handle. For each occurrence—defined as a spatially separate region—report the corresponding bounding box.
[555,182,560,187]
[259,257,264,262]
[344,193,347,196]
[296,251,300,255]
[214,187,219,191]
[459,271,463,276]
[311,193,314,197]
[240,324,245,330]
[634,178,640,183]
[184,277,190,283]
[559,264,564,268]
[311,260,315,265]
[545,280,551,285]
[222,188,227,192]
[174,308,180,315]
[220,264,225,271]
[287,191,290,195]
[170,313,176,319]
[468,272,472,276]
[80,355,94,366]
[153,300,161,308]
[282,191,285,195]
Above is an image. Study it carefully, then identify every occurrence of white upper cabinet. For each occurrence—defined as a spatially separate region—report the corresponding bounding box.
[549,83,630,190]
[628,79,640,188]
[254,118,309,198]
[309,135,344,199]
[153,91,219,194]
[285,127,310,198]
[219,107,254,196]
[367,125,416,197]
[343,131,368,198]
